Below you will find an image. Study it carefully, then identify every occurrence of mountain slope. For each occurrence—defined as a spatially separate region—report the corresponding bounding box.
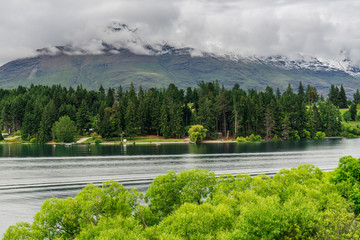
[0,48,359,95]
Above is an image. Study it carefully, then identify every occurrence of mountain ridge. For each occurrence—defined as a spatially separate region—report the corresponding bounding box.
[0,42,359,96]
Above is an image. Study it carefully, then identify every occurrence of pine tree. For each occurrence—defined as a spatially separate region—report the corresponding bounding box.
[298,82,306,103]
[76,100,92,134]
[105,88,115,108]
[354,89,360,105]
[39,100,57,143]
[98,85,105,102]
[306,84,319,104]
[294,91,308,138]
[160,99,170,138]
[197,97,216,134]
[1,100,13,133]
[281,115,291,140]
[349,103,357,121]
[264,108,275,140]
[125,100,139,139]
[276,88,281,100]
[328,84,337,106]
[215,86,230,136]
[98,107,115,138]
[338,85,347,108]
[318,101,342,136]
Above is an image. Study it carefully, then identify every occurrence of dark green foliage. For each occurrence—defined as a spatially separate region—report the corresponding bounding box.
[160,99,170,138]
[350,103,357,121]
[306,84,319,104]
[354,89,360,105]
[318,100,342,136]
[39,100,57,143]
[125,100,140,139]
[76,100,92,134]
[0,82,347,142]
[98,107,117,139]
[339,85,348,108]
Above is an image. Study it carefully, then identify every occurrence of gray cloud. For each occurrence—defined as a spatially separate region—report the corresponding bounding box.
[1,0,360,65]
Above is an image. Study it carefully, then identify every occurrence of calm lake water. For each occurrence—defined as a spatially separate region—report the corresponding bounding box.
[1,138,360,234]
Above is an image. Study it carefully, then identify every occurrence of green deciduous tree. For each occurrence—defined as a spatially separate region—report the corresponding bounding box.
[53,115,77,143]
[145,169,216,218]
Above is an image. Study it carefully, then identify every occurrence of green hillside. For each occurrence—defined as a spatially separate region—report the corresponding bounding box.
[0,49,358,94]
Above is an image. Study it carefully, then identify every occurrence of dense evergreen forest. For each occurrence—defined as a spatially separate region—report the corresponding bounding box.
[4,156,360,239]
[0,81,359,142]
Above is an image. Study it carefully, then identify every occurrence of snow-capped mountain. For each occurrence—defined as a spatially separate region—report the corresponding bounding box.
[0,22,359,96]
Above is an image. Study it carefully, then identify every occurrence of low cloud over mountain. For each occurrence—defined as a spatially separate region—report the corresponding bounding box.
[1,0,360,66]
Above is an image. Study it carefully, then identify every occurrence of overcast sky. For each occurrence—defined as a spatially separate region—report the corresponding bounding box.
[1,0,360,65]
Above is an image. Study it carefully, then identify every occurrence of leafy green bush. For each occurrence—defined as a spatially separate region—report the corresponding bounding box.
[246,134,262,142]
[236,136,247,142]
[0,133,3,141]
[347,133,357,138]
[314,131,326,140]
[188,125,207,143]
[341,125,360,137]
[29,138,37,143]
[290,130,300,140]
[94,139,103,144]
[302,129,311,139]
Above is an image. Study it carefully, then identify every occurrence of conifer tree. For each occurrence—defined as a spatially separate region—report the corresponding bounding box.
[125,100,139,139]
[105,88,115,108]
[338,85,347,108]
[281,115,291,140]
[354,90,360,105]
[264,108,275,140]
[76,100,92,134]
[298,82,306,103]
[349,104,357,121]
[160,99,170,138]
[39,100,57,143]
[306,84,319,104]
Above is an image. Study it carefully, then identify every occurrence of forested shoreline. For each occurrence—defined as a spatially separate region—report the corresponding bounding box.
[0,81,359,143]
[4,156,360,239]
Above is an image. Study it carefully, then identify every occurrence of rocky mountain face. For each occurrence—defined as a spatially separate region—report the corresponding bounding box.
[0,23,359,95]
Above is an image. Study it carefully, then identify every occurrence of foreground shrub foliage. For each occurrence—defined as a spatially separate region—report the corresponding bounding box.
[4,157,360,239]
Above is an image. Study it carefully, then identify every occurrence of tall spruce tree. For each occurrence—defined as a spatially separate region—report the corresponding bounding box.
[160,99,170,138]
[354,90,360,105]
[76,100,92,134]
[39,100,57,143]
[338,85,347,108]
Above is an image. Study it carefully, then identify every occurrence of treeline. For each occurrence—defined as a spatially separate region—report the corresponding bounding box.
[0,82,358,142]
[5,156,360,239]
